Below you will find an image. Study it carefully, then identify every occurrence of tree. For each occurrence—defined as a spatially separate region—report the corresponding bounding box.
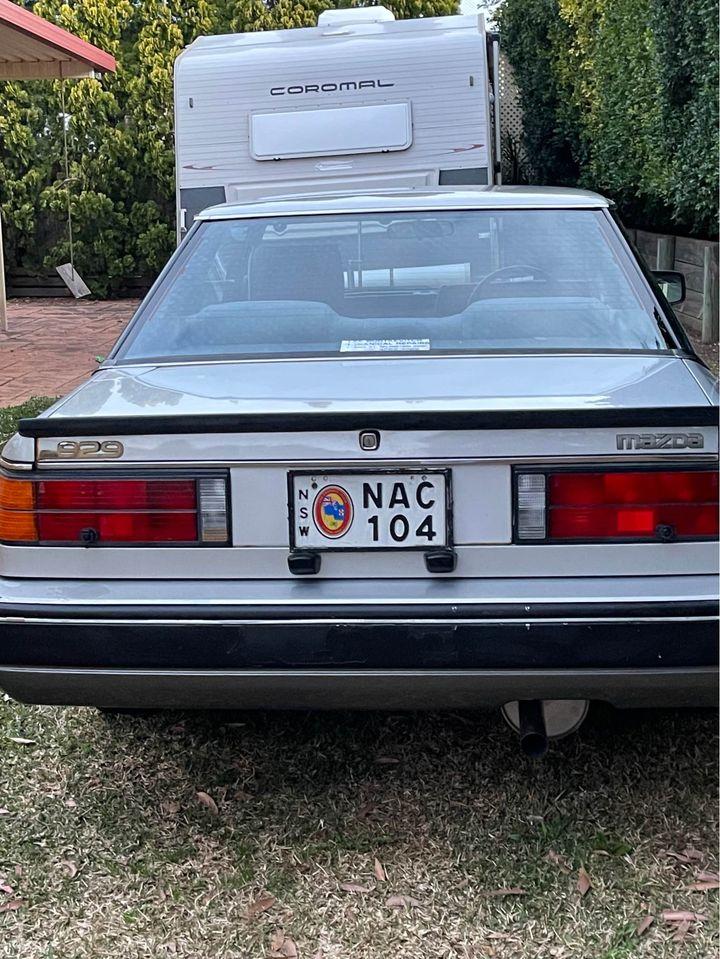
[1,0,461,290]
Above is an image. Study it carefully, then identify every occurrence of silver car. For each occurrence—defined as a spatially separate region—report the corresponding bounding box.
[1,188,717,746]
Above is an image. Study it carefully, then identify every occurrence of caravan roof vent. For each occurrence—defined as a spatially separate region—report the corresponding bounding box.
[317,7,395,28]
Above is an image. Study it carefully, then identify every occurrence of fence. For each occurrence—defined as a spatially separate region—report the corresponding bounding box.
[6,269,152,300]
[629,230,719,343]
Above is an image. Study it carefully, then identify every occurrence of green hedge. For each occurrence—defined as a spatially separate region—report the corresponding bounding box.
[498,0,718,238]
[0,0,457,294]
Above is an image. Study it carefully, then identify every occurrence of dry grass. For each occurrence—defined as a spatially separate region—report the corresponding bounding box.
[0,703,717,958]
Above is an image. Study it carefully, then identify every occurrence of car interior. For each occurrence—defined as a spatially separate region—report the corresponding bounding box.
[119,211,667,359]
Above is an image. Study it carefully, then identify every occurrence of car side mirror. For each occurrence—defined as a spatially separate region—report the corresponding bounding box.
[652,270,686,306]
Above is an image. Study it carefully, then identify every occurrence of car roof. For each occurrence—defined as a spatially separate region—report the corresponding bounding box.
[196,186,611,221]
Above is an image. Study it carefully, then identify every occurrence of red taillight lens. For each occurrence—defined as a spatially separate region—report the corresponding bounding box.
[547,470,718,541]
[0,476,227,545]
[36,510,198,543]
[36,479,197,511]
[549,471,718,507]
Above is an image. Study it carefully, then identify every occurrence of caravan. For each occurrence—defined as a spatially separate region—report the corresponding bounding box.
[174,8,501,238]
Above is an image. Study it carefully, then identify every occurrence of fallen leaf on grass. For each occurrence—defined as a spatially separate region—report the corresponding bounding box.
[160,801,181,816]
[666,848,704,864]
[480,888,527,897]
[268,930,298,958]
[0,810,9,816]
[386,894,421,909]
[195,791,218,815]
[546,850,571,874]
[672,920,691,942]
[0,883,14,896]
[374,858,387,882]
[661,910,708,923]
[576,868,592,897]
[374,756,400,765]
[635,916,654,936]
[57,860,78,879]
[270,930,285,949]
[687,879,720,892]
[7,737,35,745]
[339,882,372,894]
[0,900,22,913]
[244,893,277,919]
[64,798,77,809]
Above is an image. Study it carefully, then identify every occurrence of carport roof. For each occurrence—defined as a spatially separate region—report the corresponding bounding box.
[0,0,116,79]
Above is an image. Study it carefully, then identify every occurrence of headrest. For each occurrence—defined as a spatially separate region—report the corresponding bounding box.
[248,242,345,307]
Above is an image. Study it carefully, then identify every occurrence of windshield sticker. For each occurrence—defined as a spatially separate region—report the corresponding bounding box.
[340,339,431,353]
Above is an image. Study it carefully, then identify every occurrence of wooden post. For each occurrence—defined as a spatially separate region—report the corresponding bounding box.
[656,235,675,271]
[0,211,7,333]
[702,246,719,345]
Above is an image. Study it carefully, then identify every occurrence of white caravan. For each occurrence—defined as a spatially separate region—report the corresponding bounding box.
[174,7,501,239]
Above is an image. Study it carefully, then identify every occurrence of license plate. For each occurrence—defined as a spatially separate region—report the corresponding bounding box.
[289,470,451,550]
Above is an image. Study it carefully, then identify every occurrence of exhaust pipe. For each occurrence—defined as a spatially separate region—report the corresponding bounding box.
[517,699,548,758]
[501,699,590,756]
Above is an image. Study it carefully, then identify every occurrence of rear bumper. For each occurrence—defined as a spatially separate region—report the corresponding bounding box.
[0,577,717,708]
[1,665,715,710]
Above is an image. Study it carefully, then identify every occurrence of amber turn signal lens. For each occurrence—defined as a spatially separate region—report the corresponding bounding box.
[0,476,35,511]
[0,477,38,542]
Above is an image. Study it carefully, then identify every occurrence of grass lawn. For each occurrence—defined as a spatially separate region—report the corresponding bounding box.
[0,706,717,958]
[0,397,57,448]
[0,398,717,957]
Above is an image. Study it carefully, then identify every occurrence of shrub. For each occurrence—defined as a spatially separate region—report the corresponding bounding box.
[498,0,718,237]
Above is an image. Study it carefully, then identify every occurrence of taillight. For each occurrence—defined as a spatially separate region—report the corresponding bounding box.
[0,476,228,545]
[516,469,718,542]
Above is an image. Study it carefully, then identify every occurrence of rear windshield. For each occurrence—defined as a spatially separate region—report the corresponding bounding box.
[116,209,667,362]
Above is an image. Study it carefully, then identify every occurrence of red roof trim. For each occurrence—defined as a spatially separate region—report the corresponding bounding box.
[0,0,116,73]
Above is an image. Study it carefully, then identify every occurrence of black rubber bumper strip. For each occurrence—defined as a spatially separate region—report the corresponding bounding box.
[2,599,717,621]
[0,616,716,671]
[18,405,719,437]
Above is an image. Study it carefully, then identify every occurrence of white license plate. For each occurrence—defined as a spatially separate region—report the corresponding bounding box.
[289,471,450,550]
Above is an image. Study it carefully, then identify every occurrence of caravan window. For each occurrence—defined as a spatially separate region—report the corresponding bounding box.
[116,209,668,362]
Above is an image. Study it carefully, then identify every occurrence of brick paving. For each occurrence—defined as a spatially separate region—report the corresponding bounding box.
[0,298,139,406]
[0,297,716,407]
